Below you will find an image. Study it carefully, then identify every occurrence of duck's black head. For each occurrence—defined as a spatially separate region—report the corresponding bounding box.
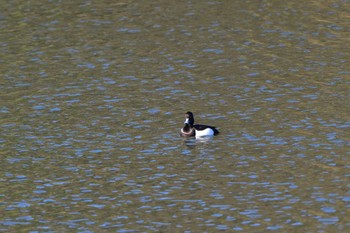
[184,111,194,127]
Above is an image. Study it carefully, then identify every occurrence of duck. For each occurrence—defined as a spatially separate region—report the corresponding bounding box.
[180,111,219,137]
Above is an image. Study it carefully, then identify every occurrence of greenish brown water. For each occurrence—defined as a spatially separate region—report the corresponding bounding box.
[1,0,349,232]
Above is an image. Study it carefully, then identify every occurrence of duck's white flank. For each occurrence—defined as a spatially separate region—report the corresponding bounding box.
[195,128,214,137]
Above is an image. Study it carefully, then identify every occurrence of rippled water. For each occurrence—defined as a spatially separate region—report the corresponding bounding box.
[1,0,350,232]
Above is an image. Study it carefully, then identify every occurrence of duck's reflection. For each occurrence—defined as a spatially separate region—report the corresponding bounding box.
[182,136,214,148]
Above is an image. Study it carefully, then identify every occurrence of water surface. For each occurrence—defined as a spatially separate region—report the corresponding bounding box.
[1,0,350,232]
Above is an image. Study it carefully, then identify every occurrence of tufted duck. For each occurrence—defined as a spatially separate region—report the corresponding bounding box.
[180,111,219,137]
